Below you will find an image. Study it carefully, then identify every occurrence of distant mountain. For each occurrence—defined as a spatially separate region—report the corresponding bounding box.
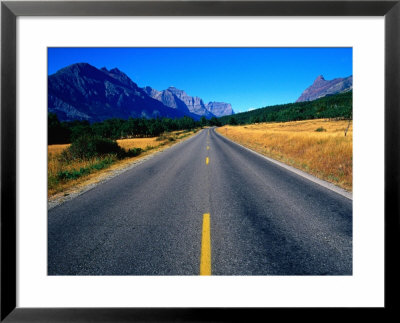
[144,86,232,119]
[49,63,198,122]
[205,102,234,117]
[165,87,216,118]
[206,102,235,117]
[142,86,193,115]
[296,75,353,102]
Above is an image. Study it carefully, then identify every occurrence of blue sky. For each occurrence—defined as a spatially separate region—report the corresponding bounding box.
[48,48,352,113]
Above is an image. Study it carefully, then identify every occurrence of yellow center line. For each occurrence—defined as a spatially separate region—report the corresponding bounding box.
[206,157,209,165]
[200,213,211,275]
[207,146,210,150]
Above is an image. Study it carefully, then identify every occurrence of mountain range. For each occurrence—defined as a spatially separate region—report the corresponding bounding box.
[296,75,353,102]
[48,63,351,123]
[143,86,233,118]
[48,63,234,122]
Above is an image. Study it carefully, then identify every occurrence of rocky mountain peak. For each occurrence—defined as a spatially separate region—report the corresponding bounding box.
[206,102,234,117]
[296,75,352,102]
[167,86,185,95]
[312,75,327,86]
[109,67,124,75]
[106,67,136,88]
[59,62,98,75]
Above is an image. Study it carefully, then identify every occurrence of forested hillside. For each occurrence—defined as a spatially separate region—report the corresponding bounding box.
[219,91,352,125]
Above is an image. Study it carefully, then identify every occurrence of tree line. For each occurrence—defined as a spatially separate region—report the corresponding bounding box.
[49,91,352,144]
[49,113,222,144]
[219,91,352,126]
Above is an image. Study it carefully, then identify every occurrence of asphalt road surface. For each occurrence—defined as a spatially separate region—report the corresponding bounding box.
[48,128,352,275]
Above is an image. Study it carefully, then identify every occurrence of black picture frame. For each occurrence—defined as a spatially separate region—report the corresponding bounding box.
[1,1,399,321]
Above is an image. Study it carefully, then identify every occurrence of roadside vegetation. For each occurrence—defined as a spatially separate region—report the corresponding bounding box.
[48,113,220,144]
[217,119,352,191]
[48,113,200,197]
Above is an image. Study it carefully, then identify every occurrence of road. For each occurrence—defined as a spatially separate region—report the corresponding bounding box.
[48,128,352,275]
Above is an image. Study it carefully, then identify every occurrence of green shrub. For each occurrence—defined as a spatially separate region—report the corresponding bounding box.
[90,156,116,170]
[63,135,125,160]
[56,156,117,181]
[156,134,167,141]
[54,136,144,183]
[315,127,327,132]
[57,168,90,180]
[156,134,176,142]
[125,147,142,157]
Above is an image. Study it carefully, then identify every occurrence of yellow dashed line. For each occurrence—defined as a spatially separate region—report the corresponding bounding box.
[206,157,209,165]
[200,213,211,275]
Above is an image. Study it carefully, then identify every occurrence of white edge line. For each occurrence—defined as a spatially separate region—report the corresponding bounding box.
[213,128,353,201]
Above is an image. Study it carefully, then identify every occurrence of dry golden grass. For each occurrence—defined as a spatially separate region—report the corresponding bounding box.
[217,119,352,191]
[48,130,198,198]
[116,137,161,150]
[48,143,70,155]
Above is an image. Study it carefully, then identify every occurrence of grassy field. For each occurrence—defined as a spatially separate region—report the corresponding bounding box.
[48,130,197,198]
[216,119,352,191]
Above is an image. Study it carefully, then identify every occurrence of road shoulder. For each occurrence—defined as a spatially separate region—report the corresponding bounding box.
[214,128,352,200]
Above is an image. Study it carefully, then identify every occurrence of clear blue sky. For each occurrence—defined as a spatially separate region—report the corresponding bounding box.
[48,47,352,113]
